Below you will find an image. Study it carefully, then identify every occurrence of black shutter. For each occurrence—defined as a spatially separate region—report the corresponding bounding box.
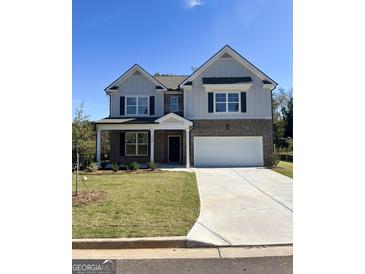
[208,92,214,113]
[120,132,125,156]
[240,92,247,113]
[149,96,155,115]
[120,96,125,115]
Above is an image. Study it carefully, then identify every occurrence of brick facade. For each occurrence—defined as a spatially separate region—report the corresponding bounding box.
[164,93,184,117]
[189,119,273,167]
[109,130,150,164]
[109,119,273,167]
[154,130,185,164]
[110,130,186,165]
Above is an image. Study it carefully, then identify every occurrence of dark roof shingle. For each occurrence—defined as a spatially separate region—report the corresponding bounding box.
[154,75,188,90]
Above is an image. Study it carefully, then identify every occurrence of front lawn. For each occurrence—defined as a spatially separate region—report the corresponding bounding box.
[72,171,200,239]
[271,161,293,178]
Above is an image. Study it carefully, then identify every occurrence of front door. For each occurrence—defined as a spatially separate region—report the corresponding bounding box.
[168,136,181,162]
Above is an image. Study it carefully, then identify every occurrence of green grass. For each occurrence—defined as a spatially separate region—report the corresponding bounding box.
[271,161,293,178]
[72,171,200,239]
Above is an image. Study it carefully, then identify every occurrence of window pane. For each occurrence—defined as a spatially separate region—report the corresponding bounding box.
[126,144,136,155]
[215,93,226,103]
[228,93,239,102]
[126,133,136,144]
[126,106,136,114]
[138,97,148,106]
[170,96,179,111]
[138,133,148,144]
[138,106,148,114]
[170,96,178,104]
[216,103,226,112]
[228,102,239,112]
[137,144,148,155]
[127,97,137,105]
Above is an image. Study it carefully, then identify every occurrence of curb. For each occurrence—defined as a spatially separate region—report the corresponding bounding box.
[72,236,207,249]
[72,237,292,250]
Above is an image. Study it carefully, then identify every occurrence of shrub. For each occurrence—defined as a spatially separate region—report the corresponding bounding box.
[88,162,99,171]
[112,162,120,172]
[147,162,157,170]
[129,162,140,172]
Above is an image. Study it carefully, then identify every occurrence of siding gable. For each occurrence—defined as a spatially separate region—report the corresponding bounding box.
[184,58,272,120]
[110,73,164,117]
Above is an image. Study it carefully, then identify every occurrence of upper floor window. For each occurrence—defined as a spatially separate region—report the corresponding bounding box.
[215,92,239,113]
[170,96,179,112]
[126,96,149,115]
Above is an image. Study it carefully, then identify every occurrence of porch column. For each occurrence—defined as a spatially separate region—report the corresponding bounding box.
[186,128,190,168]
[150,129,155,162]
[96,129,101,163]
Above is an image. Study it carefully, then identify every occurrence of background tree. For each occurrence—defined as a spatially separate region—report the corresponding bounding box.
[272,87,293,150]
[283,96,293,138]
[72,103,96,167]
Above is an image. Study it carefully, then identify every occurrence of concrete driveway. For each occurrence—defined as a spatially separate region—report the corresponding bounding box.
[187,168,293,246]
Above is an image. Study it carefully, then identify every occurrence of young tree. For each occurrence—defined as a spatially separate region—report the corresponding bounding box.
[72,103,95,167]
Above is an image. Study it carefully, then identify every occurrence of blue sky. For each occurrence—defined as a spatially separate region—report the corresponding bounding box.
[73,0,292,120]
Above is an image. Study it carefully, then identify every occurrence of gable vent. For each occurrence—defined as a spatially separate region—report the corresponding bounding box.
[220,52,233,58]
[132,70,142,76]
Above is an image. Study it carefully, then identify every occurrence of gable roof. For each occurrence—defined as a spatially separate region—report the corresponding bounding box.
[179,45,277,87]
[104,64,168,93]
[154,75,188,90]
[155,112,193,126]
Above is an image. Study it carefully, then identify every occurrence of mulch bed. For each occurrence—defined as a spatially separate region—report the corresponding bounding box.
[72,190,106,207]
[78,169,161,175]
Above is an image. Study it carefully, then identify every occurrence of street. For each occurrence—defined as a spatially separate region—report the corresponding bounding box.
[115,256,292,274]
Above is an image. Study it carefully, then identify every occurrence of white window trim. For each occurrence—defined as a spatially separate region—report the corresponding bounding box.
[125,96,150,116]
[213,92,240,113]
[125,132,149,156]
[170,96,179,112]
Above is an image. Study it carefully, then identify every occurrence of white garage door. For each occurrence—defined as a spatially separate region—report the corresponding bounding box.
[194,136,264,167]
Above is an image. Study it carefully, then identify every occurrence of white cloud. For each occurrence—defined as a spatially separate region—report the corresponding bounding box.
[186,0,205,8]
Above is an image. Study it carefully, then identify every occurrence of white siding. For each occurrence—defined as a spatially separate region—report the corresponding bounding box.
[110,74,164,117]
[184,58,272,120]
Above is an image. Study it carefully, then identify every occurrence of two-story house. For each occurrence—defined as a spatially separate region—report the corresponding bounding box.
[94,45,277,168]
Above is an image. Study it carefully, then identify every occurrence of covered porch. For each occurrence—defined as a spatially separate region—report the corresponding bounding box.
[94,113,193,168]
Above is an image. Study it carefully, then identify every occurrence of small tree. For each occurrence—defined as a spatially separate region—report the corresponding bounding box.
[72,103,95,168]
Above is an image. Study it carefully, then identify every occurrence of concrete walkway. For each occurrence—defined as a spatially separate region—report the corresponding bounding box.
[187,168,293,246]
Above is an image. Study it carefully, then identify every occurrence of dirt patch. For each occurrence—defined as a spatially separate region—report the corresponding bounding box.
[72,190,106,207]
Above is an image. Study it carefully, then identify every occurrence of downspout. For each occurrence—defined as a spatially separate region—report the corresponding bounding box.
[109,94,111,118]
